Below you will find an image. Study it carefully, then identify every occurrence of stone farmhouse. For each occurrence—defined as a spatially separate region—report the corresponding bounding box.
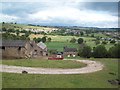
[63,46,77,57]
[0,40,48,59]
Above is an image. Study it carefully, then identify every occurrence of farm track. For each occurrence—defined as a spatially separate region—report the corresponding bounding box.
[0,59,104,74]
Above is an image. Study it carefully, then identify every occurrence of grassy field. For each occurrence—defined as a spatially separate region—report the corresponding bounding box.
[29,34,114,51]
[46,41,78,51]
[2,59,86,69]
[1,23,58,31]
[2,58,119,88]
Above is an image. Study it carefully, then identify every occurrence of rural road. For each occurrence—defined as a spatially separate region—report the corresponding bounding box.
[0,60,104,74]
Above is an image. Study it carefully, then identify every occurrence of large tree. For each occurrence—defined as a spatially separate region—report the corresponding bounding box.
[41,36,46,43]
[80,45,92,58]
[48,37,52,42]
[70,38,76,43]
[108,43,120,58]
[93,45,108,58]
[77,38,84,44]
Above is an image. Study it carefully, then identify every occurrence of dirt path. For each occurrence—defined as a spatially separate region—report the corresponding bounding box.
[0,60,104,74]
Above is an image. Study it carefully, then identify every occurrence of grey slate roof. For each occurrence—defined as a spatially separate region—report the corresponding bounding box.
[0,40,28,47]
[37,42,47,50]
[64,47,77,52]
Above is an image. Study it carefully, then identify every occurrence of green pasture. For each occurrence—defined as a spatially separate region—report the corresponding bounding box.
[2,58,119,88]
[45,35,114,51]
[2,59,86,69]
[46,41,78,51]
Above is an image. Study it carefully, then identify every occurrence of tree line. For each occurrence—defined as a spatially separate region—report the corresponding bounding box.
[78,43,120,58]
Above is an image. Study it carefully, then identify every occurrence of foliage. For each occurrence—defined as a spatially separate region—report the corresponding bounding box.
[108,43,120,58]
[79,45,92,58]
[95,40,100,45]
[80,31,84,36]
[2,32,30,40]
[102,41,108,44]
[47,37,52,42]
[91,34,94,37]
[93,45,108,58]
[77,38,84,44]
[41,36,47,43]
[70,37,76,43]
[110,40,116,44]
[33,37,41,43]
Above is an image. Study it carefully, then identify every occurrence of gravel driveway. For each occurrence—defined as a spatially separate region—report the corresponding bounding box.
[0,59,104,74]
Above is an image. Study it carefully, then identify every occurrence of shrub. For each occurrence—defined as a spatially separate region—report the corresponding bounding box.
[48,37,52,42]
[70,38,76,43]
[41,36,46,43]
[93,45,108,58]
[108,43,120,58]
[102,41,108,44]
[77,38,84,44]
[95,40,100,45]
[80,45,92,58]
[110,40,116,44]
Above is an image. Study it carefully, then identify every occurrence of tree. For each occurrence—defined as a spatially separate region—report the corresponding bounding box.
[77,38,84,44]
[80,31,84,36]
[102,41,108,44]
[80,45,92,58]
[2,27,6,31]
[108,43,120,58]
[25,32,30,37]
[41,36,46,43]
[16,30,20,36]
[2,22,5,24]
[48,37,52,42]
[70,38,76,43]
[93,45,108,58]
[95,40,100,45]
[110,40,116,44]
[91,34,94,37]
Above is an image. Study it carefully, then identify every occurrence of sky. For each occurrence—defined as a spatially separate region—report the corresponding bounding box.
[0,0,119,28]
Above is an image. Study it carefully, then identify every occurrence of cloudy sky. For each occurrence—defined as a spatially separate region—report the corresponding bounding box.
[0,0,119,28]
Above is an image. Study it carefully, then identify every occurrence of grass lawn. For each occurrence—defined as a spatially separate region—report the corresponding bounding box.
[46,41,78,51]
[2,59,86,69]
[2,58,119,88]
[94,33,110,38]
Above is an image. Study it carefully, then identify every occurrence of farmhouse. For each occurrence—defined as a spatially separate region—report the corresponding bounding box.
[0,40,48,59]
[63,46,77,57]
[37,41,48,56]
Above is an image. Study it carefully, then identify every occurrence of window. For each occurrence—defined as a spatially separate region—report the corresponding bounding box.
[2,46,5,50]
[34,50,37,55]
[18,47,21,51]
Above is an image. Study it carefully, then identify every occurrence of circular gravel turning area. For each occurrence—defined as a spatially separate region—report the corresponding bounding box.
[0,60,104,74]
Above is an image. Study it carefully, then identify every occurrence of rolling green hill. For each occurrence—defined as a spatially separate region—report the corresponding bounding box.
[0,23,57,31]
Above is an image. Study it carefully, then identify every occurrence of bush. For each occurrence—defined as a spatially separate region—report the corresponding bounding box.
[78,38,84,44]
[93,45,108,58]
[110,40,116,44]
[95,40,100,45]
[91,34,94,37]
[41,36,46,43]
[70,38,76,43]
[108,43,120,58]
[102,41,108,44]
[80,45,92,58]
[48,37,52,42]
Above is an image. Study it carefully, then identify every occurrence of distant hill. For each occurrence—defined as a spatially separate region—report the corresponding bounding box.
[0,23,119,31]
[0,23,58,32]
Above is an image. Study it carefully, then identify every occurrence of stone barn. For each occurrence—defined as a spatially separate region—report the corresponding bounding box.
[63,46,77,57]
[32,41,48,58]
[0,40,48,59]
